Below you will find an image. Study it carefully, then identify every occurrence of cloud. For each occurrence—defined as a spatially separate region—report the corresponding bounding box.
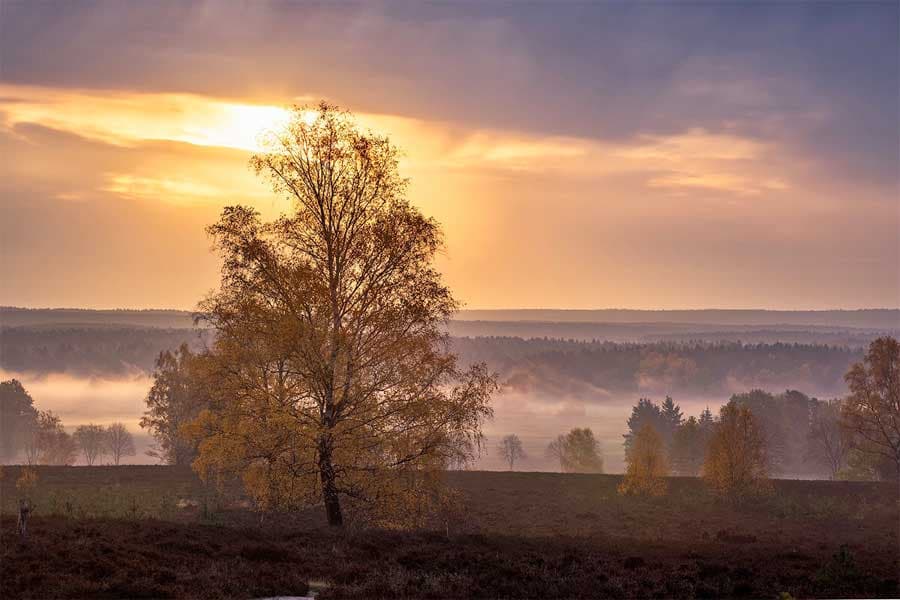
[2,1,895,186]
[1,87,897,311]
[1,84,795,199]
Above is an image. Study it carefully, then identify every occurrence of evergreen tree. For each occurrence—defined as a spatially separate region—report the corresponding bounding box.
[660,396,684,447]
[624,398,663,456]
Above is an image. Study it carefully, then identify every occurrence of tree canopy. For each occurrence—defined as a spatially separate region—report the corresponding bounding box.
[703,404,770,499]
[0,379,37,462]
[189,103,495,526]
[619,424,668,496]
[842,336,900,479]
[547,427,604,473]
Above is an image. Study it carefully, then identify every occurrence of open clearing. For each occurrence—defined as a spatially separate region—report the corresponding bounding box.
[1,466,897,598]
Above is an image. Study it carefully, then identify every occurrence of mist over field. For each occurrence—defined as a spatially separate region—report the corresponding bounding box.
[0,367,722,471]
[4,307,894,472]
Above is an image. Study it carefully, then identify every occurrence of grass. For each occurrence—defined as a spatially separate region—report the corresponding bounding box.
[1,466,898,598]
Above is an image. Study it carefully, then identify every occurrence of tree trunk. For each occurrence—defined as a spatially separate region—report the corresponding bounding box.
[318,435,343,526]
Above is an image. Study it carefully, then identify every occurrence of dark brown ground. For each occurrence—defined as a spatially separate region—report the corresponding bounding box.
[1,466,897,599]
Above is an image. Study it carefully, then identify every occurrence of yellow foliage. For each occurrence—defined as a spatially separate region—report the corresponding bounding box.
[618,424,668,497]
[703,404,771,498]
[187,103,496,527]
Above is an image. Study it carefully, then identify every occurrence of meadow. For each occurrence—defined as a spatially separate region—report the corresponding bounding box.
[1,466,897,599]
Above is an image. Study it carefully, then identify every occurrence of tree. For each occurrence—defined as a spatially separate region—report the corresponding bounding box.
[728,389,788,474]
[546,428,603,473]
[141,344,207,466]
[660,396,684,444]
[545,434,568,471]
[623,398,663,455]
[74,424,107,466]
[563,428,604,473]
[624,396,683,455]
[618,424,668,496]
[0,379,38,462]
[24,411,77,466]
[497,434,526,470]
[189,103,496,527]
[842,336,900,480]
[104,422,136,466]
[807,399,852,479]
[703,404,769,499]
[670,416,706,476]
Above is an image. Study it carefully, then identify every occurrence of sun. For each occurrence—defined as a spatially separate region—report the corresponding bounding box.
[186,103,292,152]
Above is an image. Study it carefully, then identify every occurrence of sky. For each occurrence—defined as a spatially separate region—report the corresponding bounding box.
[1,1,898,310]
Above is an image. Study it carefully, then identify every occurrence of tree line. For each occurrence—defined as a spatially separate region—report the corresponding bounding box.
[616,337,899,488]
[0,326,210,376]
[461,338,861,398]
[491,336,898,483]
[0,379,136,465]
[2,326,864,400]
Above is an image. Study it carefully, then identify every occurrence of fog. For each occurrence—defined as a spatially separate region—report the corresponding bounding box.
[3,368,731,472]
[0,369,159,464]
[481,391,740,473]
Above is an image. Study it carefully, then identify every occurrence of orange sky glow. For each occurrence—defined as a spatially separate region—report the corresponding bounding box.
[1,3,897,311]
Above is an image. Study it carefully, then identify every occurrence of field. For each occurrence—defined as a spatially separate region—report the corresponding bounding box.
[1,466,898,599]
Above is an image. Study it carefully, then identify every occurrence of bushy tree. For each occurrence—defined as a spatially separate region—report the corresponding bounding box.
[188,103,496,527]
[0,379,37,462]
[618,424,668,496]
[842,336,900,480]
[104,422,136,466]
[74,424,107,466]
[703,404,769,499]
[141,343,207,466]
[547,428,603,473]
[670,416,706,476]
[807,399,852,479]
[497,434,526,470]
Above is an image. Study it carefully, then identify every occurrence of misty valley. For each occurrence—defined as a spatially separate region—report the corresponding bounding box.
[2,308,899,598]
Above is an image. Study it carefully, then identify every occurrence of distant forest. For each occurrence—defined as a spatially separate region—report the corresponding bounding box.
[453,337,861,398]
[1,325,862,398]
[0,327,212,376]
